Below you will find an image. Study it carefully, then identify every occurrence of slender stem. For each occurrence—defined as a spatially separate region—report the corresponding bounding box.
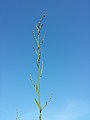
[39,109,42,120]
[37,35,42,119]
[38,65,40,104]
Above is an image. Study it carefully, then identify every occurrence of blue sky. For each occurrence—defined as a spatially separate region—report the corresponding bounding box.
[0,0,90,120]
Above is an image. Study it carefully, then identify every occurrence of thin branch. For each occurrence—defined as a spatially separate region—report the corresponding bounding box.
[42,94,52,111]
[33,46,38,55]
[32,30,38,45]
[38,12,47,28]
[40,34,45,45]
[30,74,36,88]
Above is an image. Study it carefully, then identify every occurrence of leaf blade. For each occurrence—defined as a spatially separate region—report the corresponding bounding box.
[35,99,41,109]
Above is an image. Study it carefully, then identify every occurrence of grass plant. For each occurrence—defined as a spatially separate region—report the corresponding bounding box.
[30,12,52,120]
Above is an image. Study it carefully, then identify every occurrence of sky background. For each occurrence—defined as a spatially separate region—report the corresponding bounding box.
[0,0,90,120]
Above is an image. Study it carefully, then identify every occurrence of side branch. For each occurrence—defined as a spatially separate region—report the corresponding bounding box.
[42,95,52,111]
[30,74,36,88]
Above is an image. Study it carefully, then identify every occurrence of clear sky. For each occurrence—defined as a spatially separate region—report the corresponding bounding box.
[0,0,90,120]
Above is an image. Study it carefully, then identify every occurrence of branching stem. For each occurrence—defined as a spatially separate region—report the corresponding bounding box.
[30,12,51,120]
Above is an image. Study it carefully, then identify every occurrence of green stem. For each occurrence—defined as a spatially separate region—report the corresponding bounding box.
[38,65,40,104]
[37,41,42,120]
[39,109,42,120]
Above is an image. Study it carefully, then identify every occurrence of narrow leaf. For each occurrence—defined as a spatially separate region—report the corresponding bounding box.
[35,99,41,109]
